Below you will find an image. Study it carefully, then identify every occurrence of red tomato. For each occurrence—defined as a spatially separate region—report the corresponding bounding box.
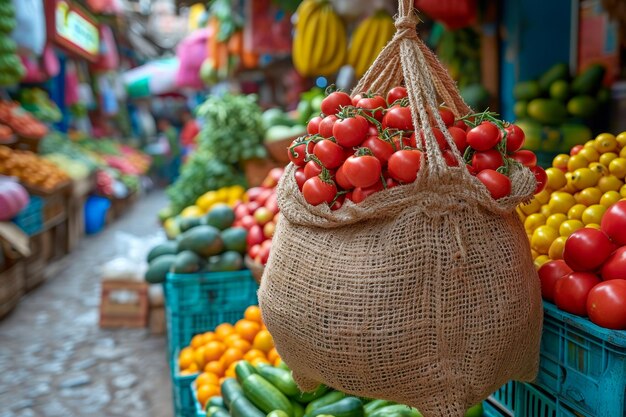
[476,169,511,199]
[382,105,413,131]
[505,124,525,152]
[438,107,455,127]
[335,164,354,190]
[466,164,478,175]
[257,244,271,265]
[261,168,283,188]
[263,222,275,239]
[367,125,379,136]
[386,86,407,105]
[356,95,386,122]
[442,149,459,167]
[448,127,468,153]
[321,92,352,116]
[510,150,537,168]
[555,272,601,316]
[247,201,261,213]
[304,160,323,179]
[388,150,422,183]
[587,280,626,329]
[248,244,261,259]
[472,149,504,172]
[351,93,363,107]
[264,194,279,215]
[570,145,584,156]
[454,120,468,131]
[362,136,394,166]
[419,128,448,150]
[532,166,547,194]
[330,195,345,211]
[563,228,617,272]
[393,134,413,150]
[256,189,273,205]
[313,139,344,169]
[343,155,382,188]
[319,115,339,138]
[538,260,573,302]
[601,201,626,246]
[294,168,307,190]
[351,181,384,203]
[234,204,250,220]
[307,116,323,135]
[333,115,369,147]
[302,177,337,206]
[601,246,626,281]
[247,225,265,247]
[385,176,399,188]
[467,122,501,151]
[288,140,313,167]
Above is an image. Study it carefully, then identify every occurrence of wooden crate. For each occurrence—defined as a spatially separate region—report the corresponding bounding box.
[149,306,165,335]
[99,280,149,328]
[24,230,51,292]
[243,158,285,187]
[0,260,24,319]
[22,181,71,230]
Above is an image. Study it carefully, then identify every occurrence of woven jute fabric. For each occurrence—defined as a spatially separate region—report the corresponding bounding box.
[259,2,542,415]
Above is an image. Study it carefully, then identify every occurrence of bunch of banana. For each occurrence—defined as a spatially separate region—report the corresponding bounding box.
[292,0,347,77]
[348,11,396,78]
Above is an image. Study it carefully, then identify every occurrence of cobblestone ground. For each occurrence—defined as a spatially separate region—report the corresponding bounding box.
[0,191,172,417]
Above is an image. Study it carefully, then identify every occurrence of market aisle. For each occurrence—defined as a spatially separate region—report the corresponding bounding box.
[0,191,171,417]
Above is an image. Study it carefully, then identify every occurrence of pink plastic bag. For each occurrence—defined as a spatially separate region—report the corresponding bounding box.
[175,28,212,89]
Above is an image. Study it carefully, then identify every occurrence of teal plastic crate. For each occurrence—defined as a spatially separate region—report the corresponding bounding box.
[485,382,580,417]
[171,352,200,417]
[538,302,626,417]
[164,269,258,365]
[12,196,43,236]
[190,382,206,417]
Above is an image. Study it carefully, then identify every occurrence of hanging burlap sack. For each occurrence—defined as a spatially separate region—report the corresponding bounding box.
[259,2,542,416]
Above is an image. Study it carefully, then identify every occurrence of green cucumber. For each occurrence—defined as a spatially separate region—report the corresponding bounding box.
[231,395,266,417]
[208,396,226,409]
[222,378,245,410]
[242,374,294,416]
[276,361,291,371]
[364,400,396,416]
[306,397,364,417]
[236,360,258,383]
[368,404,423,417]
[207,406,231,417]
[304,391,346,416]
[268,411,291,417]
[256,364,300,396]
[291,399,305,417]
[293,384,330,403]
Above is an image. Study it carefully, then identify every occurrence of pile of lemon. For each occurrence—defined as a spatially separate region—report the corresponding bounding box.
[518,132,626,268]
[179,185,247,218]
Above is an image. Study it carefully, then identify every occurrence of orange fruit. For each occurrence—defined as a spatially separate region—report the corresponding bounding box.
[187,362,199,373]
[204,361,225,376]
[196,372,219,387]
[235,319,261,342]
[219,377,228,385]
[244,306,263,323]
[202,332,217,344]
[197,384,221,406]
[191,334,205,349]
[194,347,207,369]
[221,348,244,368]
[274,357,282,367]
[215,323,235,341]
[225,361,238,378]
[244,349,266,362]
[204,341,226,362]
[267,347,279,363]
[223,334,243,347]
[250,357,270,366]
[230,339,252,353]
[252,330,274,353]
[179,348,195,369]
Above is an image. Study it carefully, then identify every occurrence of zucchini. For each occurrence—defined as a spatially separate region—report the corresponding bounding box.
[256,364,300,396]
[207,406,231,417]
[236,360,258,383]
[208,396,226,409]
[291,399,305,417]
[304,391,346,416]
[222,378,245,410]
[231,395,266,417]
[306,397,364,417]
[268,411,291,417]
[368,405,422,417]
[242,374,294,417]
[293,384,330,403]
[364,400,395,416]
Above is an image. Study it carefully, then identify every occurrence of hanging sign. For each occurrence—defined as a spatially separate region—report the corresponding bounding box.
[46,0,100,62]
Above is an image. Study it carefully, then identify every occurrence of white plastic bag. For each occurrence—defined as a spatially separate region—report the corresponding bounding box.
[11,0,45,56]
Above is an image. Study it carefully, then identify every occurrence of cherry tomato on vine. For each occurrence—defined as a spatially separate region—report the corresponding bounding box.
[362,136,394,166]
[471,149,504,172]
[538,260,572,302]
[288,140,313,167]
[563,228,616,272]
[393,133,414,150]
[321,92,352,116]
[330,194,345,211]
[356,95,386,122]
[343,155,382,188]
[601,201,626,245]
[438,107,455,127]
[302,177,337,206]
[382,105,413,131]
[304,160,323,179]
[442,149,459,167]
[368,125,379,136]
[587,280,626,329]
[386,86,407,105]
[467,121,501,151]
[388,149,422,183]
[335,164,354,190]
[505,124,525,152]
[419,128,448,151]
[333,115,369,147]
[454,120,468,131]
[294,168,307,190]
[554,272,601,316]
[351,93,363,107]
[448,126,468,153]
[510,150,537,168]
[532,166,547,194]
[476,169,511,199]
[314,140,344,169]
[351,181,384,203]
[307,116,323,135]
[319,115,339,138]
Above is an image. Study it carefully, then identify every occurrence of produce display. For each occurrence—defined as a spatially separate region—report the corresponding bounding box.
[44,154,92,181]
[20,88,63,123]
[0,123,13,143]
[39,132,100,172]
[0,0,23,87]
[513,63,607,154]
[0,101,48,140]
[145,204,248,283]
[0,145,69,190]
[348,11,395,78]
[288,88,545,207]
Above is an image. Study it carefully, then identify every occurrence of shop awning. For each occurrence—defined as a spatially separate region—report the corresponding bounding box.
[122,58,179,98]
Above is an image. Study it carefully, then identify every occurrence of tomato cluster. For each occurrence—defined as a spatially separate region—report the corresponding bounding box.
[538,200,626,329]
[288,88,545,207]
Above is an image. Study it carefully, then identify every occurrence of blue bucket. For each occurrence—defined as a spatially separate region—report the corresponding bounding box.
[84,196,111,235]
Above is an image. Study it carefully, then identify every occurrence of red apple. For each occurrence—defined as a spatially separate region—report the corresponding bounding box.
[247,201,261,213]
[247,225,265,247]
[241,215,256,230]
[248,244,261,259]
[254,207,273,226]
[234,204,250,220]
[265,193,279,215]
[256,189,274,205]
[263,222,275,239]
[246,187,264,201]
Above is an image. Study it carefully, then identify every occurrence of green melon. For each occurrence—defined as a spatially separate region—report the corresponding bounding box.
[178,225,224,257]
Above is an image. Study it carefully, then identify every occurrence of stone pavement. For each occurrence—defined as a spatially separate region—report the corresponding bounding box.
[0,191,172,417]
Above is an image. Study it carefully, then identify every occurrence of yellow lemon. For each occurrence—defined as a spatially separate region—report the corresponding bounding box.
[609,157,626,179]
[541,204,552,218]
[520,198,542,215]
[589,162,609,177]
[576,187,602,205]
[546,213,568,229]
[582,204,607,225]
[598,175,624,192]
[525,213,547,232]
[531,225,559,254]
[616,131,626,148]
[578,147,600,163]
[600,191,621,208]
[545,167,567,190]
[595,133,618,153]
[571,168,599,190]
[548,236,567,260]
[552,154,569,170]
[559,219,584,237]
[181,205,203,218]
[599,152,618,167]
[534,255,551,269]
[586,223,601,230]
[548,192,576,214]
[567,204,587,220]
[621,184,626,198]
[567,154,590,172]
[535,188,552,204]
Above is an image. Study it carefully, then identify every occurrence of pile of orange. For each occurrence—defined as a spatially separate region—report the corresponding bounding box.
[178,306,281,408]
